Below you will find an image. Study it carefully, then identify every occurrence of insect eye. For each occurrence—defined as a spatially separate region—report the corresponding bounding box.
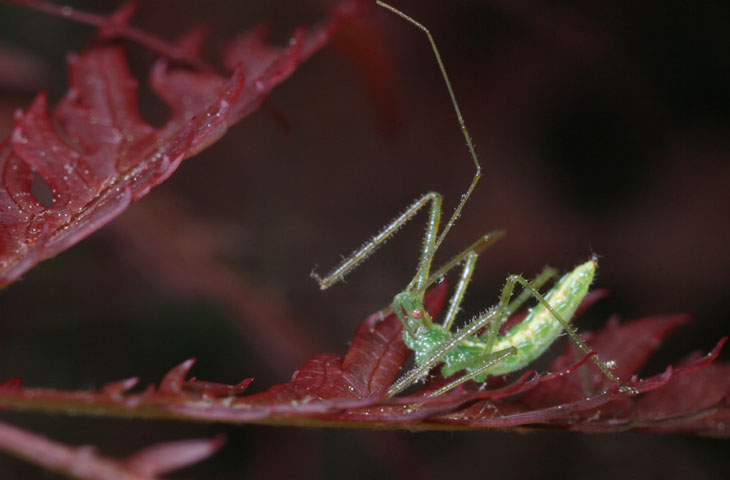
[411,310,424,319]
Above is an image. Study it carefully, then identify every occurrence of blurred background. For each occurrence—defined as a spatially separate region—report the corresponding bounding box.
[0,0,728,478]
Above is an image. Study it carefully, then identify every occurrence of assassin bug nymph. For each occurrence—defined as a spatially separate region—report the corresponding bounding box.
[311,1,633,398]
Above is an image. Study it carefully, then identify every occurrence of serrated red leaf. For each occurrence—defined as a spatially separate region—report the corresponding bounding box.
[0,286,726,434]
[0,0,363,288]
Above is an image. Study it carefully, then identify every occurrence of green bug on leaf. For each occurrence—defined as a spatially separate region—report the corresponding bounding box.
[311,1,633,398]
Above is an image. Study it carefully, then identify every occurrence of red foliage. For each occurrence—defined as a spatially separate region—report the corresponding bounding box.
[0,420,223,480]
[1,2,728,478]
[0,282,727,435]
[0,0,362,288]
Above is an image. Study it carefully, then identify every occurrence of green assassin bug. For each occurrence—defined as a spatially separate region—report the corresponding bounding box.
[311,1,632,398]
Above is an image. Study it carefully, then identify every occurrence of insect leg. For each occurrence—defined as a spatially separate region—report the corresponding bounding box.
[441,251,477,331]
[427,347,517,398]
[499,266,559,324]
[438,231,510,330]
[434,268,560,380]
[388,269,537,396]
[425,230,505,291]
[378,230,504,322]
[376,0,481,261]
[315,1,489,293]
[387,270,542,397]
[390,244,520,393]
[389,265,628,397]
[387,302,514,397]
[310,192,443,291]
[488,272,632,392]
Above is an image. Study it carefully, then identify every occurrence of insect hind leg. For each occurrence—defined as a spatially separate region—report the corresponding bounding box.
[310,192,443,291]
[502,266,559,321]
[488,272,634,393]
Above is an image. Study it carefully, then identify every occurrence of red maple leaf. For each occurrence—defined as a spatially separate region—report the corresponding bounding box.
[0,282,726,434]
[0,0,362,288]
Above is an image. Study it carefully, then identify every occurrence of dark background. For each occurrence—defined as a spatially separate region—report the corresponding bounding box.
[0,0,728,478]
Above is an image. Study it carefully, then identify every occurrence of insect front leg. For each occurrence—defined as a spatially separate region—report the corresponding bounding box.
[385,230,505,324]
[394,245,481,339]
[435,231,509,329]
[310,192,443,291]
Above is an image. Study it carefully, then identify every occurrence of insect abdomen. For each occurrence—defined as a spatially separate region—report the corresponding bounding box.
[485,260,596,377]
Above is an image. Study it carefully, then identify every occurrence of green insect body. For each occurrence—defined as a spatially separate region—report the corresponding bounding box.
[312,1,632,398]
[488,261,595,376]
[407,260,595,382]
